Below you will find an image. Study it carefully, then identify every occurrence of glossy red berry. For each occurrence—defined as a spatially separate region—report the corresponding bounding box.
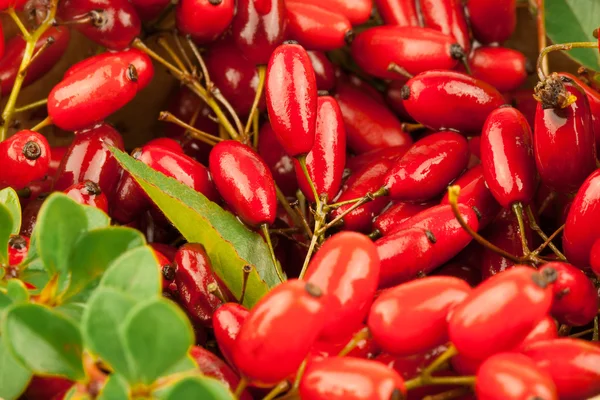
[334,82,412,154]
[513,315,558,352]
[475,353,558,400]
[448,266,556,360]
[213,302,249,367]
[420,0,471,53]
[351,27,464,80]
[0,0,26,9]
[385,80,414,121]
[231,0,287,65]
[562,170,600,269]
[0,27,70,96]
[286,2,352,51]
[480,106,535,209]
[257,122,298,197]
[63,181,109,213]
[266,43,318,157]
[308,51,336,92]
[63,49,154,91]
[310,324,378,360]
[209,140,276,226]
[176,0,234,43]
[53,123,124,200]
[58,0,141,50]
[144,138,184,154]
[0,130,50,190]
[523,338,600,400]
[174,243,224,326]
[305,232,380,340]
[294,96,346,203]
[470,47,528,93]
[372,201,432,237]
[559,73,600,150]
[233,279,327,385]
[152,249,176,293]
[539,262,598,326]
[591,238,600,277]
[374,0,419,26]
[440,165,501,229]
[296,0,371,25]
[534,78,596,193]
[8,235,29,266]
[48,60,138,131]
[369,276,471,355]
[466,0,516,44]
[347,146,410,175]
[402,70,505,135]
[300,357,406,400]
[48,145,69,178]
[129,0,170,20]
[382,131,469,202]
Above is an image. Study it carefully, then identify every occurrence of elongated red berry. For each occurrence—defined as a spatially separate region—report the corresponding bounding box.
[209,141,276,226]
[559,73,600,150]
[347,146,410,175]
[129,0,170,20]
[213,303,249,367]
[63,181,109,213]
[233,279,327,384]
[176,0,234,43]
[0,130,50,190]
[524,338,600,400]
[334,82,412,154]
[420,0,471,53]
[266,43,318,157]
[286,2,352,51]
[48,60,138,131]
[351,26,464,80]
[293,0,372,25]
[402,70,505,135]
[308,51,336,91]
[467,0,516,44]
[448,266,556,360]
[190,346,251,400]
[294,96,346,202]
[471,47,528,93]
[372,201,432,237]
[374,0,419,26]
[480,106,535,209]
[513,315,557,352]
[382,131,469,202]
[476,353,558,400]
[369,276,470,355]
[305,232,380,340]
[591,238,600,277]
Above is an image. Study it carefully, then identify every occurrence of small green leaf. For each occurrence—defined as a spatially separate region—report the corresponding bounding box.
[111,148,279,307]
[0,291,12,312]
[0,188,21,235]
[61,227,146,300]
[34,193,88,275]
[6,280,29,304]
[546,0,600,69]
[0,204,13,264]
[3,304,85,381]
[82,205,111,230]
[18,268,48,295]
[99,246,161,300]
[0,338,32,400]
[98,374,129,400]
[163,355,197,376]
[55,302,86,324]
[123,299,194,385]
[157,376,235,400]
[82,288,137,382]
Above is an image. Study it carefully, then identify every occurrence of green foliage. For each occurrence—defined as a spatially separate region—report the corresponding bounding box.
[0,188,21,235]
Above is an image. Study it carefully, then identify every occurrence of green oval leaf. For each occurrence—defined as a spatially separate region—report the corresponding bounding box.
[3,304,84,381]
[546,0,600,69]
[0,204,13,264]
[110,148,279,307]
[158,376,235,400]
[0,338,31,400]
[6,279,29,304]
[98,374,129,400]
[123,298,194,385]
[34,193,88,276]
[81,204,111,230]
[0,188,21,235]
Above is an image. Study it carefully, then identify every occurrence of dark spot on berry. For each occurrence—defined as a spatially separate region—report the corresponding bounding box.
[390,388,405,400]
[541,266,558,284]
[84,180,102,196]
[283,40,299,45]
[22,141,41,160]
[449,43,465,60]
[127,64,138,83]
[305,282,323,298]
[471,206,482,220]
[425,230,437,244]
[534,73,572,110]
[400,85,410,100]
[344,30,355,45]
[208,0,223,4]
[317,90,329,97]
[89,10,107,28]
[162,265,176,281]
[8,235,27,250]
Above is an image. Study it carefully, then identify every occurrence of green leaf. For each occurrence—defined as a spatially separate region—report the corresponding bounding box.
[0,188,21,235]
[56,302,86,324]
[82,205,111,230]
[6,280,29,304]
[546,0,600,69]
[3,304,85,381]
[98,374,129,400]
[61,227,146,300]
[99,246,161,300]
[18,268,48,295]
[34,193,88,275]
[0,204,13,264]
[0,291,12,313]
[123,299,194,385]
[111,148,279,307]
[82,288,137,382]
[0,338,31,400]
[157,376,235,400]
[163,355,197,376]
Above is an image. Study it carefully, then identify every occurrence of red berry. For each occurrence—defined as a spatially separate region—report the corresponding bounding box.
[347,146,410,176]
[176,0,234,43]
[470,47,528,92]
[311,324,378,360]
[383,131,469,202]
[292,0,371,25]
[8,235,29,266]
[374,0,419,26]
[209,140,276,226]
[144,138,184,154]
[48,145,69,178]
[466,0,516,44]
[558,73,600,151]
[129,0,170,20]
[286,2,352,51]
[513,315,557,352]
[591,238,600,277]
[351,26,463,80]
[448,266,556,360]
[299,357,406,400]
[420,0,471,53]
[294,96,346,203]
[63,180,109,213]
[402,70,505,135]
[475,353,558,400]
[0,0,26,9]
[266,43,318,157]
[372,201,432,237]
[480,106,536,209]
[152,248,175,293]
[257,122,298,197]
[369,276,471,355]
[308,51,336,92]
[0,130,50,190]
[233,280,327,384]
[213,302,249,367]
[305,232,380,340]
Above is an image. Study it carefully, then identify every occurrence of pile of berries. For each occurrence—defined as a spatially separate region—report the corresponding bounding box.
[1,0,600,399]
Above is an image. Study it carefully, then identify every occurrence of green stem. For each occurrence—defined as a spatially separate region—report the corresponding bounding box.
[537,42,597,81]
[15,98,48,113]
[299,218,322,279]
[338,327,370,357]
[526,206,567,261]
[512,202,530,257]
[245,65,266,136]
[261,224,286,283]
[234,377,248,399]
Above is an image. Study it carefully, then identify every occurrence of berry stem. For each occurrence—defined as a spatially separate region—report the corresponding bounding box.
[537,42,597,81]
[531,223,565,257]
[21,37,55,77]
[173,33,196,75]
[594,316,599,341]
[299,217,322,279]
[260,223,286,283]
[211,87,246,142]
[158,111,222,145]
[234,377,248,399]
[296,155,322,211]
[387,62,413,79]
[275,186,312,238]
[512,202,531,257]
[238,265,252,305]
[536,190,556,216]
[245,65,266,137]
[325,196,368,211]
[0,2,58,142]
[157,36,190,74]
[31,116,53,132]
[338,326,370,356]
[252,111,260,148]
[7,8,31,40]
[526,206,567,261]
[15,98,48,114]
[535,0,549,77]
[421,345,458,379]
[185,35,210,85]
[262,381,290,400]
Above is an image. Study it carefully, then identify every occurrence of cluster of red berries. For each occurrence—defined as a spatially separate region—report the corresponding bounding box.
[1,0,600,399]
